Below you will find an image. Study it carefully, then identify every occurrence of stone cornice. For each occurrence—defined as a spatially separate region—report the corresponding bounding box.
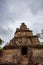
[3,44,43,49]
[15,29,32,33]
[14,36,38,38]
[3,45,19,49]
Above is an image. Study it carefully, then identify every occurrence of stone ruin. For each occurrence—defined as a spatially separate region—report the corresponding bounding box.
[0,23,43,65]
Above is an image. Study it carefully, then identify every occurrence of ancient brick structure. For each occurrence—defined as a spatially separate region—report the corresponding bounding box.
[0,23,43,65]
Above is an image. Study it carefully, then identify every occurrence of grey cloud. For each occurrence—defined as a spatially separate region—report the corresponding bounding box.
[28,0,43,14]
[0,27,12,35]
[0,26,13,42]
[0,0,43,42]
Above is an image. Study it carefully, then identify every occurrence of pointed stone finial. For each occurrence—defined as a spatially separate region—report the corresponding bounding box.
[20,23,27,30]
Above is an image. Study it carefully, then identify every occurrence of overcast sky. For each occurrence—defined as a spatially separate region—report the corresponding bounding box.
[0,0,43,42]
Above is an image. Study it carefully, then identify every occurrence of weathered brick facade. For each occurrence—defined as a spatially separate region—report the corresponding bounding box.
[0,23,43,65]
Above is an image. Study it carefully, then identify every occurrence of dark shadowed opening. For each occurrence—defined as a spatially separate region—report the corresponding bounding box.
[21,46,27,55]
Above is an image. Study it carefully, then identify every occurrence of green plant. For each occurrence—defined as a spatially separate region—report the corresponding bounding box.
[0,38,4,45]
[0,47,2,52]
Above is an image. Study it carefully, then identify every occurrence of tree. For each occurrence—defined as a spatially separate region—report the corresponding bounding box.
[37,29,43,44]
[37,33,40,38]
[0,38,4,45]
[42,29,43,34]
[37,29,43,39]
[0,46,2,51]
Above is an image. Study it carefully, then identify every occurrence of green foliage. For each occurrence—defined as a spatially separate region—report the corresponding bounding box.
[37,33,40,37]
[0,38,4,45]
[42,29,43,34]
[0,47,2,51]
[40,42,43,44]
